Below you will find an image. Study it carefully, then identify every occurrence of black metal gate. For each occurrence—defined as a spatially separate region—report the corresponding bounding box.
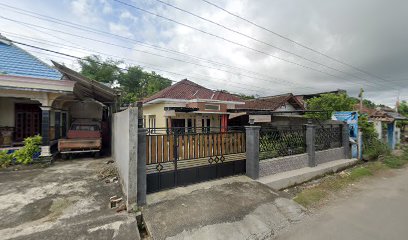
[146,128,246,193]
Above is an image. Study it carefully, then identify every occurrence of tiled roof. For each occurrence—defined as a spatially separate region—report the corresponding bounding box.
[143,79,243,103]
[353,104,376,115]
[236,93,305,110]
[0,36,61,80]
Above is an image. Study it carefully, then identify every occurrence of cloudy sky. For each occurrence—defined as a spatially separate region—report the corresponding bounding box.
[0,0,407,106]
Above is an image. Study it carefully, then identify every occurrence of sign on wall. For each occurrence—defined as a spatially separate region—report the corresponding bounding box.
[249,115,271,123]
[332,111,358,139]
[332,111,359,158]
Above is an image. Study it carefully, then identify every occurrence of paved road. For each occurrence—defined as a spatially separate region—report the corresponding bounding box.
[277,167,408,240]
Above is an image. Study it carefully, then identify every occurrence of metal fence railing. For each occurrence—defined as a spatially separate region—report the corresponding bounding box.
[315,125,343,151]
[259,126,307,160]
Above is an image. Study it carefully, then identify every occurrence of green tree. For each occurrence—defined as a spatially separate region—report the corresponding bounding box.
[77,55,171,104]
[306,93,354,119]
[78,55,122,85]
[398,100,408,132]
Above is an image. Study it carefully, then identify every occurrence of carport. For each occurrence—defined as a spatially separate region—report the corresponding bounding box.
[45,61,121,157]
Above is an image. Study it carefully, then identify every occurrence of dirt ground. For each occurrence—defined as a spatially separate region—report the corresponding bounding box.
[0,158,140,240]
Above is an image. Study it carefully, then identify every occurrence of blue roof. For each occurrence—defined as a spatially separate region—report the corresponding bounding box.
[0,40,62,80]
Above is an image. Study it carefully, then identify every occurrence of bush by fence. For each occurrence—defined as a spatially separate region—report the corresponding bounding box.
[259,126,306,160]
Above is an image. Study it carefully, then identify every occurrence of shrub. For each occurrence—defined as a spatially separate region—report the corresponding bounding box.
[0,150,13,168]
[13,135,42,165]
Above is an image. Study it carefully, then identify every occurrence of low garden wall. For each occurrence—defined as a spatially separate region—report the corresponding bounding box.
[315,147,345,165]
[259,153,308,177]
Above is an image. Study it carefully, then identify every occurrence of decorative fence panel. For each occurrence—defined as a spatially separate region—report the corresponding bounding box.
[146,131,246,165]
[315,125,342,151]
[259,126,307,160]
[146,128,246,193]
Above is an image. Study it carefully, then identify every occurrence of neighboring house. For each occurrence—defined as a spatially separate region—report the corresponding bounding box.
[228,93,305,125]
[0,34,119,157]
[369,107,407,149]
[142,79,245,132]
[353,103,376,116]
[295,89,347,108]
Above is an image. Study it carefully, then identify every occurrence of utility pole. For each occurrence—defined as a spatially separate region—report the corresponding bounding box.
[358,88,364,111]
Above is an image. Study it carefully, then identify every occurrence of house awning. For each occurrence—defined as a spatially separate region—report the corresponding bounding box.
[52,61,120,105]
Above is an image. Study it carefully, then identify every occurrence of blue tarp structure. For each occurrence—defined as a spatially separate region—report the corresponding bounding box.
[332,111,359,158]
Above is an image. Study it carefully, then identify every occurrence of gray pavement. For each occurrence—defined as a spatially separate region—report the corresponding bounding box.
[0,158,140,240]
[277,167,408,240]
[143,176,305,240]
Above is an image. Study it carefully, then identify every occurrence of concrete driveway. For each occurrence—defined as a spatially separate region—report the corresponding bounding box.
[143,176,305,240]
[0,158,140,240]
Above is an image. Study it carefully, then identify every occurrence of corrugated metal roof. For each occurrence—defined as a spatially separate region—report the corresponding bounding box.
[0,39,61,80]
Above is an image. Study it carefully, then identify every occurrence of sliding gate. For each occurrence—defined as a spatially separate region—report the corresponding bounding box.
[146,128,246,193]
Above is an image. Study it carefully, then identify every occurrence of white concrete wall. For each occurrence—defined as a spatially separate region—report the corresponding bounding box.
[112,107,138,207]
[275,103,296,112]
[374,120,382,140]
[0,97,40,127]
[396,127,401,144]
[0,97,14,127]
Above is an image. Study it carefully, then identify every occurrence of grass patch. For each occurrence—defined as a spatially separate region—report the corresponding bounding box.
[383,155,408,169]
[293,189,328,208]
[293,146,408,208]
[349,167,372,180]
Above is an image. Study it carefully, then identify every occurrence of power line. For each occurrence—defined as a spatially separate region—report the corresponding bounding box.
[200,0,393,84]
[7,38,283,95]
[0,2,318,90]
[152,0,392,88]
[2,3,395,92]
[112,0,394,90]
[0,16,323,92]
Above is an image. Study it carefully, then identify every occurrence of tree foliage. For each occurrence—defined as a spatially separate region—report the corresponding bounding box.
[306,93,354,119]
[78,55,122,85]
[398,100,408,132]
[78,55,172,104]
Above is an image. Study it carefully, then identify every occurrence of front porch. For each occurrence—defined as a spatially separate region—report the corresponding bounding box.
[145,107,229,134]
[0,92,71,158]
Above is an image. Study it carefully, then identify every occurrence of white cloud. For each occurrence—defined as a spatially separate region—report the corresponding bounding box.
[119,10,138,22]
[1,0,406,106]
[108,22,134,38]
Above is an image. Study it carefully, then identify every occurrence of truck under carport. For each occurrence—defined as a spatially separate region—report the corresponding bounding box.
[49,61,121,158]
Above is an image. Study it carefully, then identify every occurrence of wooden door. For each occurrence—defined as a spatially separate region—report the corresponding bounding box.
[15,104,41,142]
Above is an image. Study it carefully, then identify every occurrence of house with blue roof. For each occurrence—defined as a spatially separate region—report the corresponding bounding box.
[0,34,119,158]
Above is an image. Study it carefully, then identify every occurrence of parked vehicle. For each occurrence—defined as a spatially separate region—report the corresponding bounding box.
[58,119,102,158]
[58,100,104,159]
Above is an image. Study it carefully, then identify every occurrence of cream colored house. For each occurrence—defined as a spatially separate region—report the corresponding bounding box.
[142,79,245,132]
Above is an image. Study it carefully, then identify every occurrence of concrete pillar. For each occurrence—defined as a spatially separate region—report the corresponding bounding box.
[135,103,147,206]
[342,123,351,159]
[306,124,316,167]
[374,121,382,140]
[55,111,61,140]
[387,121,396,150]
[245,126,260,179]
[40,106,51,157]
[358,130,363,160]
[128,107,139,208]
[137,128,147,206]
